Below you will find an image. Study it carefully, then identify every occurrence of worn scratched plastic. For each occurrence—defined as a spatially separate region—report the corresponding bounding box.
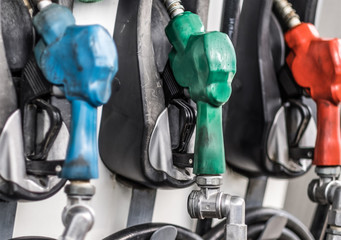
[33,4,118,180]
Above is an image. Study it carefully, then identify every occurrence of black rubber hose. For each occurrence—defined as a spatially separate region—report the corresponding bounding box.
[196,219,213,236]
[221,0,241,45]
[246,208,314,240]
[202,221,224,240]
[104,223,203,240]
[0,178,67,201]
[10,237,55,240]
[202,207,314,240]
[247,223,301,240]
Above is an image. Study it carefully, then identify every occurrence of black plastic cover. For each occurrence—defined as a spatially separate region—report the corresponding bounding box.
[99,0,194,188]
[222,0,318,178]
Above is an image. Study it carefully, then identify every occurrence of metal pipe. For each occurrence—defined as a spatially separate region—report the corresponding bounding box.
[308,167,341,239]
[203,207,314,240]
[59,182,95,240]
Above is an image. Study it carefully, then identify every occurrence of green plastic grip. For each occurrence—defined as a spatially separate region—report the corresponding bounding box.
[165,12,236,175]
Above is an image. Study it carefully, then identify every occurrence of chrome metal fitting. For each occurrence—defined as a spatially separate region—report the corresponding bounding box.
[60,182,96,240]
[228,196,245,225]
[196,175,222,187]
[273,0,301,29]
[188,187,228,219]
[309,172,341,239]
[316,166,341,179]
[60,203,95,240]
[308,178,341,205]
[34,0,52,10]
[226,223,247,240]
[329,188,341,227]
[163,0,184,19]
[188,185,246,239]
[65,181,95,198]
[326,227,341,240]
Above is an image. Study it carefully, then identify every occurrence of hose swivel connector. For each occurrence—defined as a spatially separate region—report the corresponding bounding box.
[273,0,301,29]
[188,175,247,240]
[33,0,52,10]
[164,0,184,19]
[60,182,95,240]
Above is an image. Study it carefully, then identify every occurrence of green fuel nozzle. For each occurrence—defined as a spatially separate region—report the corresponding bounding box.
[164,10,236,175]
[164,5,246,237]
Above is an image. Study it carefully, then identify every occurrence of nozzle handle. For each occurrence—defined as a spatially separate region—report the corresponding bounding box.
[61,100,98,180]
[194,102,225,174]
[314,100,341,166]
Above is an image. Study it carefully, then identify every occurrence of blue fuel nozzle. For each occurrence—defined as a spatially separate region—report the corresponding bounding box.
[33,4,118,180]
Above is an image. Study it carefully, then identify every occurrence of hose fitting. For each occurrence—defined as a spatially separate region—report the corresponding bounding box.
[188,175,247,240]
[273,0,301,29]
[163,0,184,19]
[33,0,52,10]
[60,182,95,240]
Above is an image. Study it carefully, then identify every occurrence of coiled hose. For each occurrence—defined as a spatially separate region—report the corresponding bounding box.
[104,223,203,240]
[202,207,314,240]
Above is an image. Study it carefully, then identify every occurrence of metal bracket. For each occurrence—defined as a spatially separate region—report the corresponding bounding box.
[245,176,268,208]
[127,187,157,227]
[0,201,17,239]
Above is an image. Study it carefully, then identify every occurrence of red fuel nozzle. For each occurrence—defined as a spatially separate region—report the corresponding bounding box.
[285,22,341,166]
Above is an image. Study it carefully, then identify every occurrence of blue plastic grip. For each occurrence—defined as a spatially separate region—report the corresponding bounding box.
[62,100,98,179]
[33,4,118,180]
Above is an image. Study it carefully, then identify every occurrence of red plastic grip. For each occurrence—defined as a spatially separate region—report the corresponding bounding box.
[285,23,341,166]
[315,100,341,166]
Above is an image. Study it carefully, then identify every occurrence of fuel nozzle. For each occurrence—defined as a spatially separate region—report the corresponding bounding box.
[163,4,245,240]
[275,3,341,237]
[33,3,118,239]
[164,3,235,175]
[33,3,118,180]
[273,0,341,167]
